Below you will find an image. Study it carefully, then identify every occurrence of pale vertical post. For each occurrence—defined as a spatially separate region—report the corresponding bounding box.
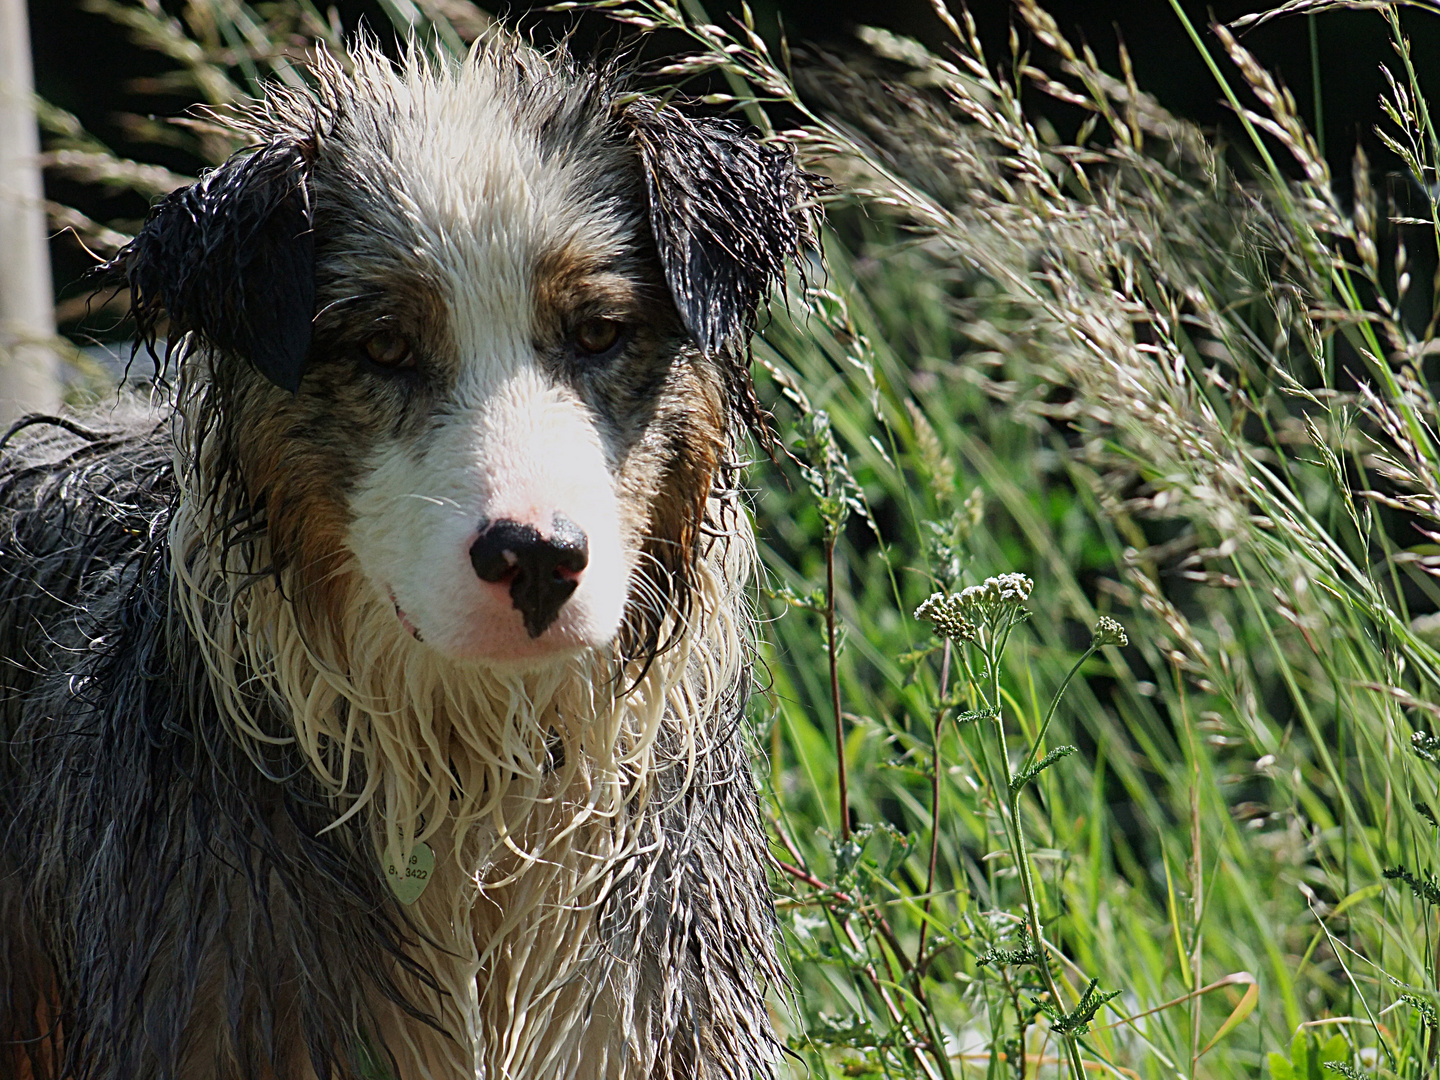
[0,0,60,427]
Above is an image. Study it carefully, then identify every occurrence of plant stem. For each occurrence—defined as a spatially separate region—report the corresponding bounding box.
[1016,645,1095,782]
[1177,669,1204,1079]
[1189,757,1204,1078]
[769,853,918,983]
[917,638,953,973]
[825,536,850,843]
[1005,789,1085,1080]
[983,614,1086,1080]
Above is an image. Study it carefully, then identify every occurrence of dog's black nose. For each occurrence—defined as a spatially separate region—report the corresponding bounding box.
[470,515,589,638]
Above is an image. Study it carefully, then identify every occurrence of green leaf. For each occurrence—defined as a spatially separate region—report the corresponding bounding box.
[1318,1034,1350,1068]
[1010,745,1078,795]
[954,706,999,726]
[1036,977,1121,1037]
[976,927,1045,969]
[1274,1031,1351,1080]
[1329,883,1384,919]
[1199,976,1258,1057]
[1384,865,1440,906]
[1287,1032,1311,1079]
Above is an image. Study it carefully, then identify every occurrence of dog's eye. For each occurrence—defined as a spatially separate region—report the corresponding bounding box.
[364,332,416,370]
[573,318,625,359]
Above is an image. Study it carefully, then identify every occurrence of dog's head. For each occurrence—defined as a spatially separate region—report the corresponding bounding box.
[114,43,815,671]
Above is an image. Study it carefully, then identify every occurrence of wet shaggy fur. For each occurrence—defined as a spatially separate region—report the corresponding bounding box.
[0,41,816,1080]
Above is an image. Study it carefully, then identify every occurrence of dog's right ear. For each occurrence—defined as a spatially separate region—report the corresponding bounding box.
[108,141,316,394]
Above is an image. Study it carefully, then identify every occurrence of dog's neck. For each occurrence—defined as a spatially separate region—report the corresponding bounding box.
[163,453,759,1076]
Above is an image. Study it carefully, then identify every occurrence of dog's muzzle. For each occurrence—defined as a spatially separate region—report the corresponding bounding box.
[470,515,589,638]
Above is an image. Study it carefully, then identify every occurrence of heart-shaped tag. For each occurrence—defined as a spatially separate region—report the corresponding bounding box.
[383,840,435,906]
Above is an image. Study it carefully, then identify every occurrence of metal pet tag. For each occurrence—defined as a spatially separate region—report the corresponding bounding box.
[383,841,435,905]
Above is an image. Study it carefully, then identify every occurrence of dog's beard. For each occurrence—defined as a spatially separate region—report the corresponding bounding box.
[168,479,756,1075]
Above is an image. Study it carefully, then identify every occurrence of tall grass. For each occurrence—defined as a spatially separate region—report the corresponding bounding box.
[40,0,1440,1076]
[607,1,1440,1076]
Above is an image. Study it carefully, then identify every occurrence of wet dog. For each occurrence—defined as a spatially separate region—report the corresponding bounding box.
[0,39,815,1080]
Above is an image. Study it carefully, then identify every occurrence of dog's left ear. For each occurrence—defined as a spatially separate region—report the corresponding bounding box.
[622,100,818,358]
[108,141,316,394]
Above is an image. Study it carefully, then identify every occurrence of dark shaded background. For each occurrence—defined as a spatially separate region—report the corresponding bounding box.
[26,0,1440,306]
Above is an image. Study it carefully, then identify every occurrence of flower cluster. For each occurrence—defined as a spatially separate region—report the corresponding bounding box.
[1091,616,1128,648]
[915,573,1035,644]
[979,573,1034,605]
[914,592,979,643]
